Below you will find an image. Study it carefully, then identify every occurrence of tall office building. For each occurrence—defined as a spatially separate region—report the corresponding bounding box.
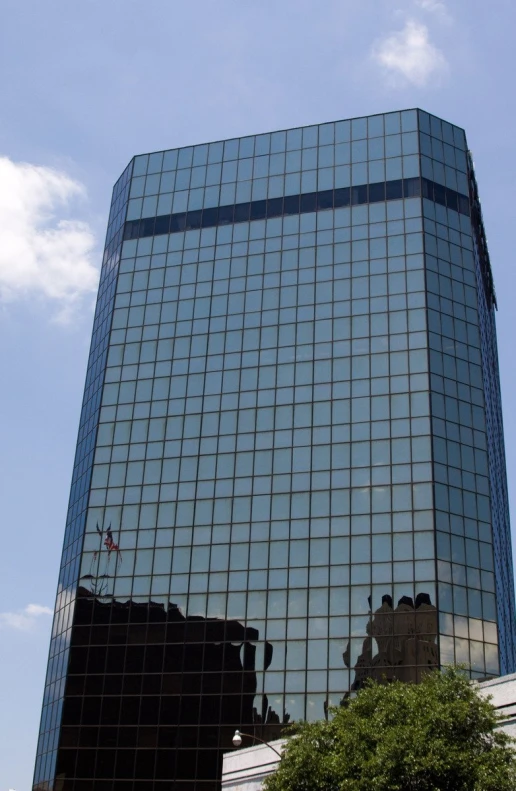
[34,109,516,791]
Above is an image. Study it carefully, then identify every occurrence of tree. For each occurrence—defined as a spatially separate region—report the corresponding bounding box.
[264,668,516,791]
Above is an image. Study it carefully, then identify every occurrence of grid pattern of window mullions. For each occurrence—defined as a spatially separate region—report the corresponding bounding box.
[467,160,516,673]
[33,109,515,791]
[123,176,470,243]
[32,162,133,791]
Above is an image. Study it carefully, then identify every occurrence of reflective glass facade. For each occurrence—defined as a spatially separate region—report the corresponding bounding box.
[34,109,516,791]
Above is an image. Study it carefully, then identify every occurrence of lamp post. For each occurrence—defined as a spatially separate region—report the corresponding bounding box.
[232,729,283,758]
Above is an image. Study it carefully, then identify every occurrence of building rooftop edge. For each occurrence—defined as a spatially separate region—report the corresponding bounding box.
[479,672,516,688]
[222,739,286,758]
[116,108,466,185]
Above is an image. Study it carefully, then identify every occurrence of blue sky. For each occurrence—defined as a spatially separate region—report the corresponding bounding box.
[1,0,515,788]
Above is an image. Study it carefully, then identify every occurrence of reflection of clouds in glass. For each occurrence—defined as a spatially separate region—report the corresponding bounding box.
[440,616,498,675]
[55,584,74,612]
[207,592,227,619]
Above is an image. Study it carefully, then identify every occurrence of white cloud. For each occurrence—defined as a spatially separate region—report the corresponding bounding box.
[0,603,53,631]
[372,19,447,87]
[415,0,452,24]
[0,157,99,320]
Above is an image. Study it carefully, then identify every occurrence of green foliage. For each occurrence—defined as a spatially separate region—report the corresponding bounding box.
[264,668,516,791]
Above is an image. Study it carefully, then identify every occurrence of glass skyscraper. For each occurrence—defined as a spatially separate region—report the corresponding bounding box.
[33,109,516,791]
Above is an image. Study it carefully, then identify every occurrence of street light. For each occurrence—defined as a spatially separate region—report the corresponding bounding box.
[232,729,283,757]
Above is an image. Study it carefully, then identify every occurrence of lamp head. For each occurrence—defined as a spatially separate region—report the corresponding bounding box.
[232,729,242,748]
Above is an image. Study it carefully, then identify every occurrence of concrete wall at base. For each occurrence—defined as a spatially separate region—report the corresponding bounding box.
[222,741,286,791]
[479,672,516,737]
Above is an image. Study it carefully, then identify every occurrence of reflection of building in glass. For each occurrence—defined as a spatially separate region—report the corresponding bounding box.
[33,110,516,791]
[345,591,438,689]
[54,588,279,787]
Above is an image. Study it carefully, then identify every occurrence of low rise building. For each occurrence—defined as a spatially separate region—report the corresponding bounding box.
[222,674,516,791]
[479,672,516,737]
[222,741,285,791]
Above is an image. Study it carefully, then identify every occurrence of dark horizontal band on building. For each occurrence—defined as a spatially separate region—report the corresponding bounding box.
[123,176,470,242]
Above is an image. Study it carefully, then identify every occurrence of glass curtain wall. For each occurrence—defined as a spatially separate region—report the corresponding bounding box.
[33,110,515,791]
